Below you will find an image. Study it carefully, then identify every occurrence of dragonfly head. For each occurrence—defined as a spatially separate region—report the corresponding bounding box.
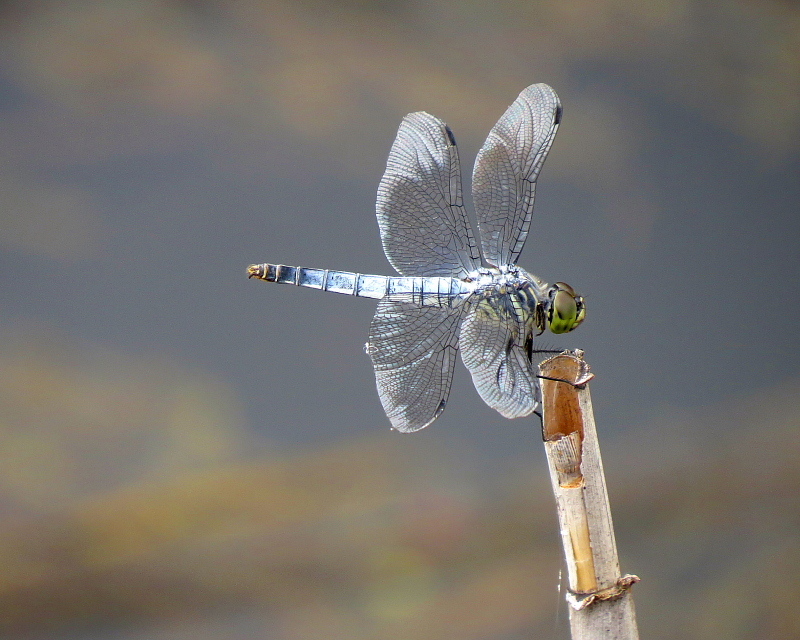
[546,282,585,334]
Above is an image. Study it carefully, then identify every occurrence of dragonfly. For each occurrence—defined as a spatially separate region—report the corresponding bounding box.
[248,83,585,432]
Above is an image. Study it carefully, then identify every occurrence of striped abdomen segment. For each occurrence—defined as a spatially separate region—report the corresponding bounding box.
[247,263,473,307]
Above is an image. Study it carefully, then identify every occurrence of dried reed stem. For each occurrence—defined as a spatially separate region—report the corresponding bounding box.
[539,351,640,640]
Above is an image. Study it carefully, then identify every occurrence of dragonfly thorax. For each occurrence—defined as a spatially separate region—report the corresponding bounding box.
[466,265,548,334]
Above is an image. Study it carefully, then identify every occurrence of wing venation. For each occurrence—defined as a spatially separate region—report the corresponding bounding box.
[459,303,538,418]
[472,83,561,267]
[377,112,481,277]
[368,299,465,432]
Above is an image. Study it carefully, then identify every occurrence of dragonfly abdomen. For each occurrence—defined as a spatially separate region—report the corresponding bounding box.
[247,263,473,306]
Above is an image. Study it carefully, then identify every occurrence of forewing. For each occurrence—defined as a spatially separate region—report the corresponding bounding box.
[472,83,562,267]
[368,299,464,432]
[377,112,481,277]
[459,303,538,418]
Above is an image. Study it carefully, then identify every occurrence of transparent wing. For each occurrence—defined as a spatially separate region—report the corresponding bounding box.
[377,112,481,277]
[368,299,465,432]
[459,302,538,418]
[472,83,562,267]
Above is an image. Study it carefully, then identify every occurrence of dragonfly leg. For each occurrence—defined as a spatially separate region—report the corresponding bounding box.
[535,374,586,389]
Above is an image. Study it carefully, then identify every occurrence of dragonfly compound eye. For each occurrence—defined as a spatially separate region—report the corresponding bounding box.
[549,283,585,334]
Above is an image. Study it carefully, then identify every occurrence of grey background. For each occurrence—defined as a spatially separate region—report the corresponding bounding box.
[1,1,798,638]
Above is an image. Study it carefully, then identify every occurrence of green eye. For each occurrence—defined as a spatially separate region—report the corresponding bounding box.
[548,283,586,334]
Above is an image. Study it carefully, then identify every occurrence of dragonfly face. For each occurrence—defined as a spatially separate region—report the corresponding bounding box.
[249,83,584,432]
[546,282,586,335]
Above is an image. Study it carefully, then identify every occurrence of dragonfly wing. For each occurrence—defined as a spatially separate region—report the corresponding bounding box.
[377,112,481,277]
[459,302,538,418]
[368,299,464,432]
[472,83,562,267]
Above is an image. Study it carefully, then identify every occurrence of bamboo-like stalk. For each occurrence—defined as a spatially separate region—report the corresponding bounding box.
[539,351,640,640]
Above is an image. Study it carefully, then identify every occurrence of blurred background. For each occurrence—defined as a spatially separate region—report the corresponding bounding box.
[1,1,799,638]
